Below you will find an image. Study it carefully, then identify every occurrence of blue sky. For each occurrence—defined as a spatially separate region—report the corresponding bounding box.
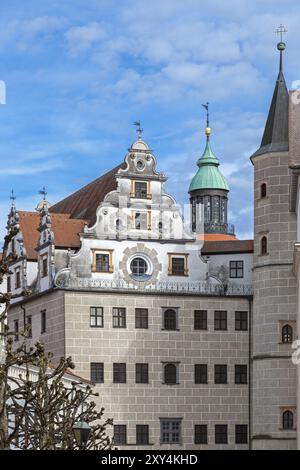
[0,0,300,241]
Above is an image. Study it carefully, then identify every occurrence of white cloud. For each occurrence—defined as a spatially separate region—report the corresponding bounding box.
[65,22,107,56]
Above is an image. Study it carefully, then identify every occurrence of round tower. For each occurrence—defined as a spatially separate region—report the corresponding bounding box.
[189,109,235,239]
[251,36,297,450]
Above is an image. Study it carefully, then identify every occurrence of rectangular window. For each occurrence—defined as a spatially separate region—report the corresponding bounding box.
[15,268,21,289]
[215,425,228,444]
[26,316,32,338]
[195,364,208,384]
[229,260,244,278]
[14,320,19,342]
[171,257,185,276]
[194,310,207,330]
[195,424,208,444]
[135,308,148,329]
[95,253,110,272]
[113,363,126,383]
[42,256,48,277]
[135,212,148,230]
[136,363,149,384]
[235,425,248,444]
[160,419,181,444]
[90,307,104,328]
[41,310,46,334]
[114,425,127,445]
[134,181,148,199]
[214,364,227,384]
[235,311,248,331]
[90,362,104,383]
[113,308,126,328]
[214,311,227,330]
[235,365,248,384]
[136,425,149,445]
[7,276,11,293]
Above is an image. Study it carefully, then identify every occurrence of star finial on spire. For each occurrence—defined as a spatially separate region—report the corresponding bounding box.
[202,102,211,138]
[10,189,16,205]
[39,186,47,201]
[134,121,143,139]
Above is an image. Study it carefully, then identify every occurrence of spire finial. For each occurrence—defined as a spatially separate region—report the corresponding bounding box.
[134,121,143,139]
[202,102,211,138]
[10,189,16,206]
[39,186,47,201]
[275,24,287,72]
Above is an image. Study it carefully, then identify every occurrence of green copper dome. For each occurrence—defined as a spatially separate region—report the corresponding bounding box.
[189,136,229,192]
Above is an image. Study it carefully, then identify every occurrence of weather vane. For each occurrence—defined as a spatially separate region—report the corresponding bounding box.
[10,189,16,204]
[275,24,287,43]
[39,186,47,201]
[134,121,143,139]
[202,102,210,128]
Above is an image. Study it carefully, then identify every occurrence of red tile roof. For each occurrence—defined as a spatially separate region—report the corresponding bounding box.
[49,164,124,226]
[202,239,254,254]
[18,211,86,260]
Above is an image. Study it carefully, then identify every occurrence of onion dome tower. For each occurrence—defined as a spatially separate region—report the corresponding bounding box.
[189,104,235,239]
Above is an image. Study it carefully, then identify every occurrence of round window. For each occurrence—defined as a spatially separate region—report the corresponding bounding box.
[130,257,148,277]
[136,160,145,170]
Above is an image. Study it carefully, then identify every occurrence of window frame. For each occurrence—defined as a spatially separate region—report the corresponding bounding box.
[235,424,248,444]
[214,311,227,331]
[214,364,227,384]
[133,211,151,230]
[113,363,127,384]
[235,364,248,384]
[91,249,114,273]
[14,319,19,342]
[194,424,208,444]
[15,267,21,289]
[194,310,207,330]
[235,311,248,331]
[162,308,178,331]
[282,324,293,344]
[195,364,208,384]
[160,419,182,444]
[90,306,104,328]
[130,180,151,199]
[260,182,267,199]
[163,362,179,385]
[229,260,244,278]
[136,363,149,384]
[113,424,127,445]
[136,424,149,445]
[112,307,126,328]
[90,362,104,383]
[41,309,46,334]
[135,308,148,329]
[215,424,228,444]
[261,236,268,255]
[282,410,294,430]
[41,254,48,278]
[167,253,189,276]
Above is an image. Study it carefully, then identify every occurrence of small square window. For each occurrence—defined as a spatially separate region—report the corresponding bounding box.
[235,425,248,444]
[136,363,149,384]
[95,253,110,272]
[171,257,185,275]
[194,310,207,330]
[90,362,104,383]
[214,364,227,384]
[90,307,104,328]
[229,261,244,278]
[195,424,208,444]
[134,182,148,199]
[235,311,248,331]
[135,308,148,328]
[214,311,227,331]
[113,363,126,383]
[113,308,126,328]
[215,424,228,444]
[136,425,149,445]
[114,425,127,445]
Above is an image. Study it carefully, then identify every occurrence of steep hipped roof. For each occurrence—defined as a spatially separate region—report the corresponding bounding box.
[49,164,124,226]
[252,42,289,158]
[18,211,86,260]
[202,239,254,254]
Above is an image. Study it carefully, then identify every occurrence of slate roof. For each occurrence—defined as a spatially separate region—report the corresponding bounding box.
[49,164,124,226]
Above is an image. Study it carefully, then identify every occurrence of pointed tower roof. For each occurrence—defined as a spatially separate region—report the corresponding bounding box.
[189,124,229,193]
[252,40,289,157]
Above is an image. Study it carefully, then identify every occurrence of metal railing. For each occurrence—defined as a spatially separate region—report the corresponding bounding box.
[204,222,235,235]
[55,275,252,296]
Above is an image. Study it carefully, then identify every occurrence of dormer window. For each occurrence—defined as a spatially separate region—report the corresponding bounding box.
[130,180,151,199]
[168,253,189,276]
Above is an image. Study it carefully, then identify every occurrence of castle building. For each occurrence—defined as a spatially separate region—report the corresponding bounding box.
[3,40,299,450]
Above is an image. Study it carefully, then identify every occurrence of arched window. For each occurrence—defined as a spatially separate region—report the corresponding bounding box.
[261,236,267,255]
[164,363,177,384]
[164,309,177,330]
[283,410,294,430]
[282,324,293,344]
[261,183,267,198]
